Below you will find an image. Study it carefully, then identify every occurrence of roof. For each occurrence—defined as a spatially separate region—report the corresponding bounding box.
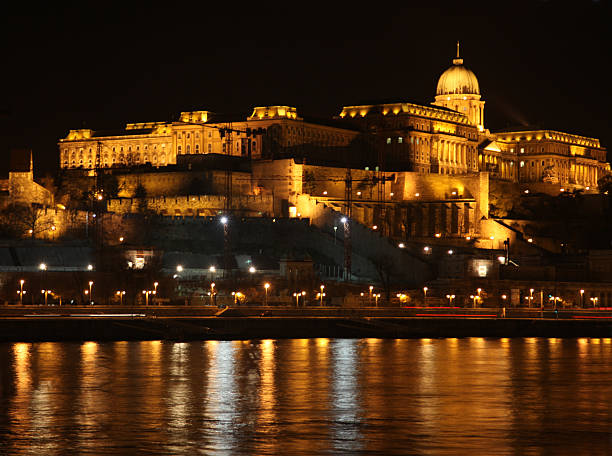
[91,128,154,137]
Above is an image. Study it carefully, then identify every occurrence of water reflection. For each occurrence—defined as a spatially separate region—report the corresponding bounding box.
[0,338,611,455]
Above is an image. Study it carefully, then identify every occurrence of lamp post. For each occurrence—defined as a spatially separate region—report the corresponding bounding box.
[88,281,94,305]
[19,280,25,305]
[529,288,534,308]
[293,292,299,307]
[446,294,455,305]
[580,289,585,308]
[116,290,125,305]
[210,282,215,306]
[470,295,476,308]
[264,283,270,306]
[590,297,599,308]
[142,290,153,306]
[320,285,325,306]
[423,286,428,306]
[41,289,49,306]
[154,282,159,294]
[375,293,380,307]
[333,226,337,244]
[369,285,374,306]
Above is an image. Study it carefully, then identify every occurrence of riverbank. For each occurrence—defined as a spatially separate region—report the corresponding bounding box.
[1,312,612,341]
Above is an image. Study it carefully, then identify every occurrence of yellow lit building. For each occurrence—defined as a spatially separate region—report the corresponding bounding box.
[58,107,358,170]
[58,45,609,196]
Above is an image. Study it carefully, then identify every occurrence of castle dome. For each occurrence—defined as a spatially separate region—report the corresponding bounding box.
[436,44,480,96]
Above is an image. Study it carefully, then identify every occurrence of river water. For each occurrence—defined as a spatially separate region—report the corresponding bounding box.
[1,338,611,455]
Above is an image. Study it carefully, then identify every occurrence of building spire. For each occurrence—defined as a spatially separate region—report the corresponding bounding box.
[453,41,463,65]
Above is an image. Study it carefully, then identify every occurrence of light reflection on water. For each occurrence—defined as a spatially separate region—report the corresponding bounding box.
[1,338,611,455]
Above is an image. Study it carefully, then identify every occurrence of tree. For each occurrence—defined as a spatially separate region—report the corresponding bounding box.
[369,253,396,304]
[0,204,54,239]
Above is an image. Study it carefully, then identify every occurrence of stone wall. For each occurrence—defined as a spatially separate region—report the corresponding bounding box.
[107,194,273,217]
[116,170,253,198]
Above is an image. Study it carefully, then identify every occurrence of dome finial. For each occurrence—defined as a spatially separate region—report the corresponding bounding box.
[453,41,463,65]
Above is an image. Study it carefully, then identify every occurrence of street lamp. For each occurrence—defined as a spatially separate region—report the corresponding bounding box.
[423,286,428,305]
[446,294,455,305]
[293,292,299,307]
[116,290,125,305]
[249,266,256,274]
[590,296,599,308]
[580,289,585,308]
[87,264,93,271]
[142,290,154,306]
[470,295,477,308]
[176,265,183,273]
[369,285,374,306]
[88,281,94,304]
[154,282,159,294]
[529,288,534,308]
[375,293,380,307]
[19,279,25,305]
[210,282,215,306]
[264,283,270,305]
[41,289,50,306]
[333,226,337,244]
[320,284,325,306]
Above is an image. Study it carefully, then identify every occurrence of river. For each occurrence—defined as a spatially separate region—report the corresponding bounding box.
[1,338,611,455]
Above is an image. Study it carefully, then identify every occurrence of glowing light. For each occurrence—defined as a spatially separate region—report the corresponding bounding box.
[220,216,228,225]
[340,217,347,224]
[398,243,405,248]
[435,233,441,238]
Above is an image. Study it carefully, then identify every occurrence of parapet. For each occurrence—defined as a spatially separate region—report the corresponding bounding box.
[248,106,300,121]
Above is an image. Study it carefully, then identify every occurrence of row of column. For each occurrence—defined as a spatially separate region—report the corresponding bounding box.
[434,140,474,173]
[572,163,598,187]
[401,202,476,238]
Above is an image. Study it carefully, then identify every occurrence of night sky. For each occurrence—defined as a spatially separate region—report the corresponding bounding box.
[3,1,610,177]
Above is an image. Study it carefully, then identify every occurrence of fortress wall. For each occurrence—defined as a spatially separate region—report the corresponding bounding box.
[107,194,273,216]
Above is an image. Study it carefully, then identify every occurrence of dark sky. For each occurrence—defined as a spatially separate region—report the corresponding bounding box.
[2,1,611,177]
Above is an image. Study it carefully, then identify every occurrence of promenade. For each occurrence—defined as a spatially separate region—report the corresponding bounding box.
[1,305,611,342]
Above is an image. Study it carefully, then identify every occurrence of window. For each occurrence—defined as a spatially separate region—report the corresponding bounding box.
[520,161,525,167]
[187,133,190,139]
[178,134,182,139]
[195,144,200,153]
[398,137,403,144]
[386,137,391,144]
[520,147,524,154]
[186,145,190,153]
[178,145,182,154]
[208,144,212,153]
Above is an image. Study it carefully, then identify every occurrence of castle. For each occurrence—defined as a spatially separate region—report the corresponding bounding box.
[55,46,609,248]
